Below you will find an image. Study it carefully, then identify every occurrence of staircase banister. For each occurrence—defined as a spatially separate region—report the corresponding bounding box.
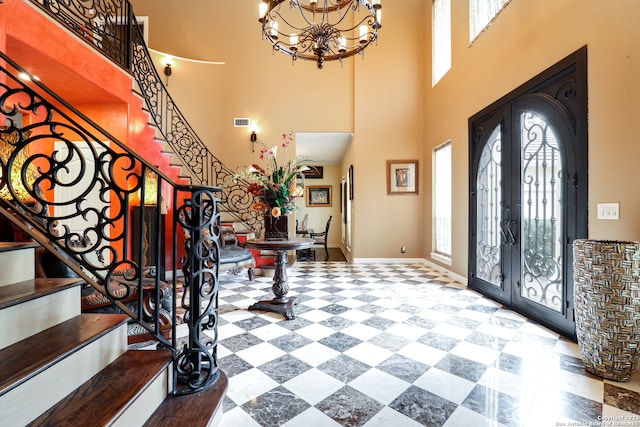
[0,51,176,188]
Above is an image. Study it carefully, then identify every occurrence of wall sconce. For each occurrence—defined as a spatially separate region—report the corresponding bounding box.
[163,56,173,86]
[250,122,258,152]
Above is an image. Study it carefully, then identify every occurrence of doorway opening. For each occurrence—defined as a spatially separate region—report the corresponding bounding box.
[468,47,588,338]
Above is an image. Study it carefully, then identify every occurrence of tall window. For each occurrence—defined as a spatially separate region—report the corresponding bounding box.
[469,0,510,43]
[432,0,451,85]
[433,141,452,259]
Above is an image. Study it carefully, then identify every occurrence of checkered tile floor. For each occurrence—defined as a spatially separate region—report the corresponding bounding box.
[176,262,640,427]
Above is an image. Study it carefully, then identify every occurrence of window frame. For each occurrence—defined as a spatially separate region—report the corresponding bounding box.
[432,140,452,264]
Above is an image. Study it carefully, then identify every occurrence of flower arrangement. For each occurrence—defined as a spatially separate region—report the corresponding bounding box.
[227,132,309,217]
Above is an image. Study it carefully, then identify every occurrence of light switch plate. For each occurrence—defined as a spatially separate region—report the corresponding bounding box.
[597,203,619,220]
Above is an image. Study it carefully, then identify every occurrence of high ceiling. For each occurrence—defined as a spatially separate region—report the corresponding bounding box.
[296,132,352,165]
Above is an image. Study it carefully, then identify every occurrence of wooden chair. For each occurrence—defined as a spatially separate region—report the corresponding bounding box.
[310,216,332,261]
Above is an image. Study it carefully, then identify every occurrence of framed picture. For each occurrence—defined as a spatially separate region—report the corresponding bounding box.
[348,164,354,200]
[306,185,332,207]
[302,166,323,179]
[387,160,419,195]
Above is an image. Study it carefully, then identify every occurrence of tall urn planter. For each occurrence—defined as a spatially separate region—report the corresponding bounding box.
[572,239,640,381]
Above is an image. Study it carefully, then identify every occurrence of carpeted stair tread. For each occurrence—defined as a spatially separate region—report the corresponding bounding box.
[0,277,84,310]
[0,313,128,396]
[28,349,172,427]
[144,371,228,427]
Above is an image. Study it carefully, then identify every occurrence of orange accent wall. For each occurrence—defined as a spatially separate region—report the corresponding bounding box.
[1,0,188,270]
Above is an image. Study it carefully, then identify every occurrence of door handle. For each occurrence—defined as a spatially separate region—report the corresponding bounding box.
[500,227,508,244]
[506,226,516,245]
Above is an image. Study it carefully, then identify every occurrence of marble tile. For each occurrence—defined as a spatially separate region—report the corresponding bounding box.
[318,331,363,352]
[295,323,337,341]
[203,262,634,426]
[316,386,385,427]
[241,385,311,427]
[414,367,476,404]
[344,342,394,367]
[389,386,458,427]
[435,354,489,383]
[604,383,640,415]
[219,353,254,378]
[376,354,430,383]
[451,341,500,366]
[416,331,461,352]
[362,406,423,427]
[219,332,264,352]
[361,315,397,330]
[257,354,313,384]
[350,368,411,405]
[225,368,279,405]
[291,342,341,367]
[317,354,372,384]
[398,341,448,366]
[282,407,343,427]
[367,332,411,352]
[283,368,345,405]
[268,332,313,353]
[319,315,356,331]
[462,384,526,427]
[235,341,286,366]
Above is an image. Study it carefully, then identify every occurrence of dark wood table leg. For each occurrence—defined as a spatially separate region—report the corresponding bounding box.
[248,249,297,320]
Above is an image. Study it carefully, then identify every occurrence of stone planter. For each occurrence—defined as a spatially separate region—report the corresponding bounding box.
[572,239,640,381]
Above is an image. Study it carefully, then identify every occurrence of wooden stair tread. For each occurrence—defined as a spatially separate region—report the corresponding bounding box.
[0,313,128,396]
[28,349,172,426]
[144,370,228,427]
[0,242,39,253]
[0,278,84,310]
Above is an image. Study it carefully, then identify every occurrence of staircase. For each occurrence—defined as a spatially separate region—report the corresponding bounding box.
[0,242,227,426]
[0,1,242,423]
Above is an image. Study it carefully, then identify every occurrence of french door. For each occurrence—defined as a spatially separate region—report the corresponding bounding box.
[468,48,587,338]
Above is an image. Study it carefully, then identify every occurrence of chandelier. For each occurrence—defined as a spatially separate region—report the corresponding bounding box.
[259,0,382,69]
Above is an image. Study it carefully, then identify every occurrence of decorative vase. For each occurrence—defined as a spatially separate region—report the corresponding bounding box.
[572,239,640,381]
[264,213,289,240]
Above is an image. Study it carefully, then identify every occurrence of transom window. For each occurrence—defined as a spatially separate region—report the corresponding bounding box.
[432,0,451,85]
[469,0,511,43]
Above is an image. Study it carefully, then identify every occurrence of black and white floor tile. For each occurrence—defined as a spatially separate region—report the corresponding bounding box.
[179,262,640,427]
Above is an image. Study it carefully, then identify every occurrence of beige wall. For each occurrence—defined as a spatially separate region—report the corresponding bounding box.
[131,1,640,279]
[131,0,426,261]
[424,0,640,277]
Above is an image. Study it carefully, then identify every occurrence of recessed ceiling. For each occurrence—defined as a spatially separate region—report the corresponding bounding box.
[296,132,352,165]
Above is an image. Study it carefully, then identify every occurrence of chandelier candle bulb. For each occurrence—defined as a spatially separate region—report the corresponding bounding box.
[339,36,347,53]
[270,21,278,38]
[290,33,298,50]
[376,9,382,27]
[359,25,368,43]
[259,2,268,20]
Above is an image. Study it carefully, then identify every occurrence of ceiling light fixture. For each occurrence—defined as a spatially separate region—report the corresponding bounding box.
[258,0,382,70]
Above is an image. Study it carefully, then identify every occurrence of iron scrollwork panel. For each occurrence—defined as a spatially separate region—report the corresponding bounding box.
[175,186,221,393]
[520,111,563,312]
[476,125,503,287]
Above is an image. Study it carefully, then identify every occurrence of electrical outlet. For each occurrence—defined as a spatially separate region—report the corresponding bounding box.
[597,203,619,220]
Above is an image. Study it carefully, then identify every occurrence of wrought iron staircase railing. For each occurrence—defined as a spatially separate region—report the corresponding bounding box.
[0,51,221,395]
[28,0,264,237]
